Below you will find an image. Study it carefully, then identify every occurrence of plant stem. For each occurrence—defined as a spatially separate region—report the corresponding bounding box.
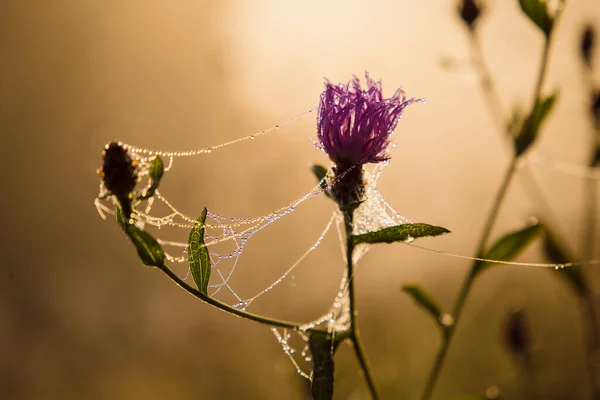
[344,212,380,400]
[156,262,321,331]
[421,25,556,400]
[420,157,518,400]
[468,33,506,132]
[531,38,551,112]
[468,29,561,231]
[457,159,519,311]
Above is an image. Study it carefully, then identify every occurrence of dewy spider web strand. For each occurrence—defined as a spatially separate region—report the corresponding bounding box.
[239,213,338,308]
[404,242,600,269]
[123,108,316,158]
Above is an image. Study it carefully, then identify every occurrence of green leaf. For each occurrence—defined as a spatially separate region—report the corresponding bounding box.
[138,156,164,200]
[116,207,165,267]
[402,284,442,321]
[518,0,554,37]
[514,92,558,156]
[309,331,337,400]
[187,208,211,295]
[474,223,542,275]
[311,164,333,199]
[402,284,452,334]
[539,223,588,297]
[352,223,450,246]
[311,164,328,183]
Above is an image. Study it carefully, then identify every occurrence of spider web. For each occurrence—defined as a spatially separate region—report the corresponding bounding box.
[93,106,418,381]
[94,111,597,382]
[94,109,342,309]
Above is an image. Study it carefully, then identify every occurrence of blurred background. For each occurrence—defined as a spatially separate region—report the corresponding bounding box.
[1,0,599,399]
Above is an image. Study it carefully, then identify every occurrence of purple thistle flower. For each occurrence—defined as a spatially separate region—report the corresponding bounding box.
[316,73,418,208]
[317,72,417,167]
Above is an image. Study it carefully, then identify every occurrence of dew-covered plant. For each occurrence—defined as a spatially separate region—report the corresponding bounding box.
[94,0,600,399]
[95,71,451,399]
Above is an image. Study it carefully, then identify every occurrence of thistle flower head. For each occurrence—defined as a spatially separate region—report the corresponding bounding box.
[316,72,417,167]
[316,73,418,208]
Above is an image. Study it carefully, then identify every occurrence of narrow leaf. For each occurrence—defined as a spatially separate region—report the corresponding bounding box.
[311,164,328,183]
[518,0,553,37]
[309,331,336,400]
[311,164,333,199]
[474,223,542,275]
[402,285,442,321]
[539,223,588,297]
[352,223,450,246]
[187,208,211,295]
[116,207,165,267]
[402,284,451,335]
[514,92,558,156]
[138,156,164,200]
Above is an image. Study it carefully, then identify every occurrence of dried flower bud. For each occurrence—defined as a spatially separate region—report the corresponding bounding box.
[458,0,483,30]
[101,142,137,219]
[581,25,595,68]
[504,308,530,358]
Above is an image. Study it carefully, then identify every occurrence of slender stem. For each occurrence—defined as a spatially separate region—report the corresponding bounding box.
[531,38,551,112]
[469,29,562,231]
[468,32,506,132]
[468,27,552,140]
[344,213,380,400]
[155,262,320,331]
[420,157,518,400]
[452,158,518,320]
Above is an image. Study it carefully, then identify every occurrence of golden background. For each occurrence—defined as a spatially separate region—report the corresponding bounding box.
[1,0,599,399]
